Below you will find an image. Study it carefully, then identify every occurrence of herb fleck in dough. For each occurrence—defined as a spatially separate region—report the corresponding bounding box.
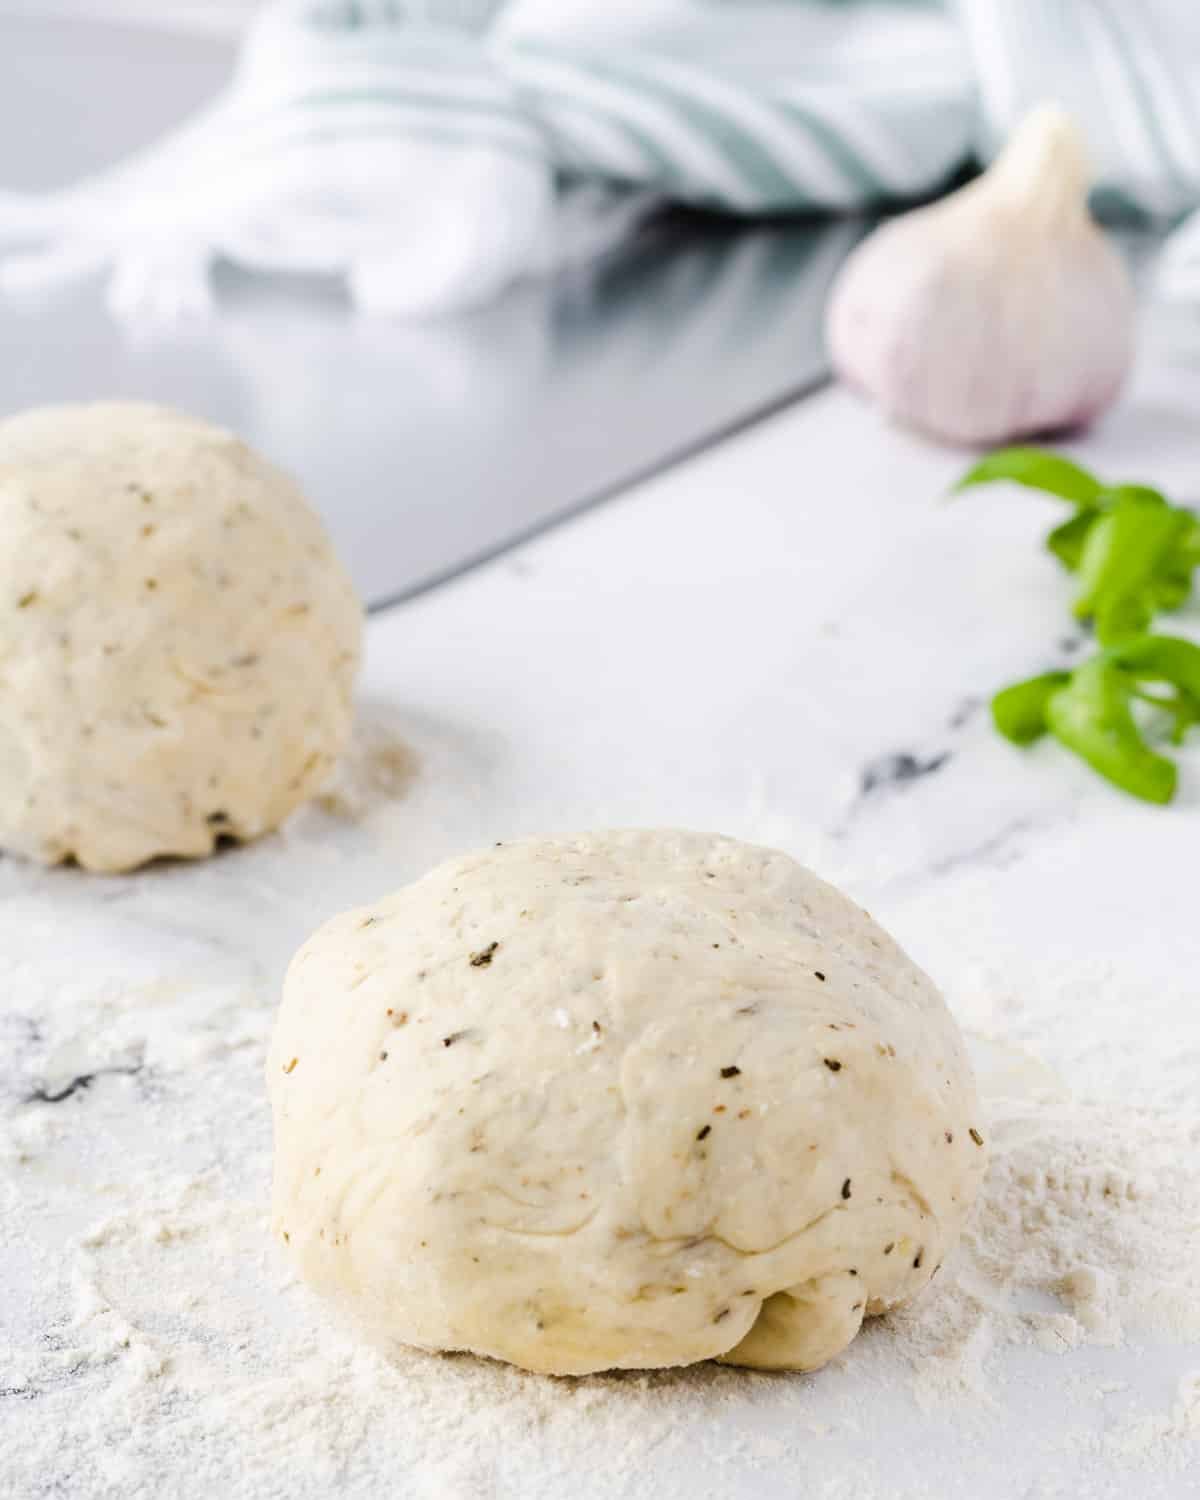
[269,831,987,1376]
[0,402,362,871]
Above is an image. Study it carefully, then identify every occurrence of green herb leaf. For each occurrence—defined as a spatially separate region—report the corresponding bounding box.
[963,442,1200,807]
[1150,514,1200,610]
[953,447,1107,506]
[1117,635,1200,746]
[1108,633,1200,702]
[1106,484,1169,508]
[1150,561,1194,612]
[1094,592,1156,646]
[991,672,1071,745]
[1129,685,1200,746]
[1072,490,1194,645]
[1046,510,1102,571]
[996,638,1200,798]
[1045,659,1177,805]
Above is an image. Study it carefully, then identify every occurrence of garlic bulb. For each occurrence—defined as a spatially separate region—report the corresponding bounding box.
[825,106,1135,447]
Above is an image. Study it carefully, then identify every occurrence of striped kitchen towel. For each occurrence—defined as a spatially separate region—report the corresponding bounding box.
[2,0,1199,319]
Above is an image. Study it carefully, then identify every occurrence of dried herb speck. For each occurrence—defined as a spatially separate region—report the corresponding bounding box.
[713,1307,730,1323]
[470,941,499,968]
[696,1124,711,1142]
[720,1065,741,1079]
[824,1058,843,1073]
[443,1031,468,1048]
[945,1131,954,1144]
[884,1242,895,1255]
[841,1178,852,1200]
[913,1249,924,1270]
[814,971,826,982]
[17,591,38,609]
[969,1127,984,1146]
[378,1051,388,1062]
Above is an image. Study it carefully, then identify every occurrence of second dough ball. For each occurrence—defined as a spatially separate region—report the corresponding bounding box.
[0,402,362,872]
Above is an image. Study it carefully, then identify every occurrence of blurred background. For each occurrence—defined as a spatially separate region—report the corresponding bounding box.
[2,1,1198,609]
[0,1,867,608]
[0,1,255,33]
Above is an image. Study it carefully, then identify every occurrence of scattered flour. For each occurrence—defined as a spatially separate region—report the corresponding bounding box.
[0,725,1198,1499]
[313,700,420,823]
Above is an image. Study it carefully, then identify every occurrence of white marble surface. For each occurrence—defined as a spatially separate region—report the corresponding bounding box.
[3,333,1200,1497]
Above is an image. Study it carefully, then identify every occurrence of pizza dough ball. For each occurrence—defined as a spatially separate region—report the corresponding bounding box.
[269,831,987,1376]
[0,402,361,872]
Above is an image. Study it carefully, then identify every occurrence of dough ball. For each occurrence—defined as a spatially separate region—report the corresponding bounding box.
[0,402,362,871]
[270,831,987,1376]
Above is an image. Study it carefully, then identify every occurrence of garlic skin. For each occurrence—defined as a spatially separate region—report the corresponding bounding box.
[825,106,1135,447]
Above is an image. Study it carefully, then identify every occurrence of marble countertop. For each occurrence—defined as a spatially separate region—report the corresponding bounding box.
[3,329,1200,1497]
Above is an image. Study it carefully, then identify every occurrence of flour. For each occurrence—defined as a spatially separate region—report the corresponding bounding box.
[897,1087,1200,1405]
[312,700,420,823]
[1,755,1198,1499]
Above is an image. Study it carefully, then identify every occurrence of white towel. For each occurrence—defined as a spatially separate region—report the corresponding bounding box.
[2,0,1200,320]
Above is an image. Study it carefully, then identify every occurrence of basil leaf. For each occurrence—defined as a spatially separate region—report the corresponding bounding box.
[1154,514,1200,609]
[991,672,1071,745]
[1181,513,1200,563]
[1045,660,1177,804]
[1046,510,1102,571]
[961,443,1200,805]
[1108,634,1200,702]
[1150,561,1194,612]
[1105,484,1168,508]
[1094,592,1156,646]
[954,447,1107,505]
[1073,494,1192,643]
[1130,685,1200,746]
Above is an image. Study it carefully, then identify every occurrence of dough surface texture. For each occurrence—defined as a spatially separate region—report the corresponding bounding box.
[269,830,986,1375]
[0,402,361,871]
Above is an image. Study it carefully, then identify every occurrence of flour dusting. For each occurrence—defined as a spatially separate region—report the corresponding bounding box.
[1,744,1198,1499]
